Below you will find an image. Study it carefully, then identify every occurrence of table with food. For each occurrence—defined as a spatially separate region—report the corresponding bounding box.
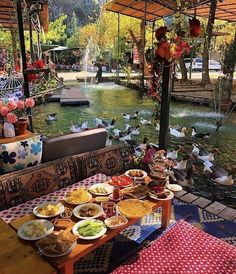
[8,162,174,274]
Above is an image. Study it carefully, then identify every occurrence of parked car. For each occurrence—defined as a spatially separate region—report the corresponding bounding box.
[184,58,221,71]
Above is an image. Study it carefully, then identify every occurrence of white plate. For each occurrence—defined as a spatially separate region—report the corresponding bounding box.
[73,203,104,219]
[125,169,148,180]
[148,190,174,201]
[33,202,65,218]
[64,192,92,205]
[18,219,54,241]
[167,184,182,192]
[38,241,77,257]
[109,194,123,201]
[89,183,114,196]
[72,220,107,240]
[104,215,128,229]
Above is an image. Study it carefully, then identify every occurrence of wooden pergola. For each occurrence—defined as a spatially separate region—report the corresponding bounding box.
[106,0,236,150]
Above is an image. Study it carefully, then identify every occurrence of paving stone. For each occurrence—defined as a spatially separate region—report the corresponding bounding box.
[218,207,236,221]
[174,189,187,198]
[192,197,212,208]
[179,193,199,203]
[205,202,227,215]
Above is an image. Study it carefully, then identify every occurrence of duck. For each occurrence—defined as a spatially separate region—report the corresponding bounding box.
[191,127,210,138]
[45,113,57,122]
[113,128,121,137]
[127,125,140,136]
[203,160,214,173]
[70,122,88,133]
[213,175,234,186]
[105,136,113,147]
[166,145,184,160]
[173,165,196,187]
[197,148,220,162]
[170,127,187,138]
[122,111,139,120]
[155,123,160,131]
[95,118,116,129]
[119,133,132,142]
[191,143,200,156]
[140,118,151,125]
[173,155,193,170]
[138,137,149,151]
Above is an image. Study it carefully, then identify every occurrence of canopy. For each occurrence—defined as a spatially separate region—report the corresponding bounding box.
[0,0,49,31]
[105,0,210,21]
[106,0,236,22]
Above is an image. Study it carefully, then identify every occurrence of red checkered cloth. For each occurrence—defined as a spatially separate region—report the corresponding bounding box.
[112,220,236,274]
[0,173,108,223]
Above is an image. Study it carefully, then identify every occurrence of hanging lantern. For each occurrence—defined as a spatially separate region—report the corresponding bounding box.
[189,18,201,37]
[155,26,168,41]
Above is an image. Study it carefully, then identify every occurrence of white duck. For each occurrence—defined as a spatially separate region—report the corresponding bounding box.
[128,125,140,136]
[166,145,183,160]
[213,175,234,186]
[105,136,113,147]
[70,122,88,133]
[191,143,200,156]
[95,118,116,129]
[170,127,187,138]
[122,111,139,120]
[203,160,214,173]
[191,127,210,138]
[155,123,160,131]
[197,148,220,162]
[138,137,149,151]
[173,156,193,170]
[140,118,151,125]
[119,134,132,142]
[45,113,57,122]
[113,128,121,137]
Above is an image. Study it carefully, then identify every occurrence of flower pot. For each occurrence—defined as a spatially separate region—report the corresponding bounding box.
[15,118,28,135]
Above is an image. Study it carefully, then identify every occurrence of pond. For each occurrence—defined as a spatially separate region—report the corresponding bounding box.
[32,82,236,207]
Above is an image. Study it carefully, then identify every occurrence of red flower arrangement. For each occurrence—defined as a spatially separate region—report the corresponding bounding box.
[27,59,45,83]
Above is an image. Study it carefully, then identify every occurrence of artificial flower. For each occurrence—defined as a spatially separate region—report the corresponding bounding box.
[155,26,168,40]
[25,98,35,108]
[156,41,171,60]
[0,106,9,116]
[6,113,17,124]
[17,100,25,110]
[0,100,3,108]
[34,59,45,69]
[7,101,17,111]
[189,18,201,37]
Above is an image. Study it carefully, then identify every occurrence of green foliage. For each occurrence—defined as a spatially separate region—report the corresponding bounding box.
[45,14,68,45]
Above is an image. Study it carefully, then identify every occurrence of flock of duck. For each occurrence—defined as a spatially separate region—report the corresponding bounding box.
[45,111,234,187]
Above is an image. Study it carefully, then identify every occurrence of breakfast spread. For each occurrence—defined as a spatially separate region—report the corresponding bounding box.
[36,231,77,255]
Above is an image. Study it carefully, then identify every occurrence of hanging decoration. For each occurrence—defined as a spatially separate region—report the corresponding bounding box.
[189,18,201,37]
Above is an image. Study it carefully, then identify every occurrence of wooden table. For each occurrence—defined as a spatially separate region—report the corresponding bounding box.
[0,130,35,144]
[0,219,56,274]
[10,198,171,274]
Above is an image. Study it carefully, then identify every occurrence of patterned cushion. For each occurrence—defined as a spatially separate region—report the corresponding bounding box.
[73,144,134,179]
[0,134,43,174]
[0,156,77,209]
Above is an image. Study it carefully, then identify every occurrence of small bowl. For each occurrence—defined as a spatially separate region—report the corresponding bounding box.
[60,208,73,218]
[104,215,128,229]
[54,218,72,229]
[101,201,115,210]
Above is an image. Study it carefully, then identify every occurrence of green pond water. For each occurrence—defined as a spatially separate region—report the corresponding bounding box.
[32,82,236,206]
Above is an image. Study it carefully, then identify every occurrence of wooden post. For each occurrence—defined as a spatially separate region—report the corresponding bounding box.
[140,0,147,91]
[116,13,120,84]
[159,63,174,150]
[15,0,33,132]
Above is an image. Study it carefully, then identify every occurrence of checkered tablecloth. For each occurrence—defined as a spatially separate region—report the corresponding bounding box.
[0,173,108,223]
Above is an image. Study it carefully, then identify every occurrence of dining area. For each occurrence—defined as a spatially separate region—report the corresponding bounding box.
[0,169,172,274]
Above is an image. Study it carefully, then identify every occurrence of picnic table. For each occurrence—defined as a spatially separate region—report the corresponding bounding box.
[0,173,172,274]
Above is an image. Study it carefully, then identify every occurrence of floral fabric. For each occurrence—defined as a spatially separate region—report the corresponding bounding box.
[0,134,43,174]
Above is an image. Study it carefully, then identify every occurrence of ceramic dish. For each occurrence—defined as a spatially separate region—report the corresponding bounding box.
[89,183,114,196]
[166,184,182,192]
[109,194,123,202]
[38,241,77,257]
[64,189,92,205]
[33,202,64,218]
[18,219,54,241]
[72,219,107,240]
[125,169,147,180]
[104,215,128,229]
[73,203,104,219]
[149,190,174,201]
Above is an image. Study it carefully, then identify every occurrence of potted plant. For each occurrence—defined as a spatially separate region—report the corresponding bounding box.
[0,98,35,136]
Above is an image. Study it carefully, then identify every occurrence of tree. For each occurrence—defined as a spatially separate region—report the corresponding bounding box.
[201,0,217,86]
[45,14,68,45]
